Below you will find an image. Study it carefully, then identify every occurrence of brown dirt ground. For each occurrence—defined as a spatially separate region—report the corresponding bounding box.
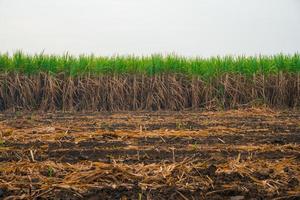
[0,108,299,200]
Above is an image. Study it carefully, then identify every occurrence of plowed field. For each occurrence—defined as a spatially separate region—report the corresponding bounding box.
[0,108,299,199]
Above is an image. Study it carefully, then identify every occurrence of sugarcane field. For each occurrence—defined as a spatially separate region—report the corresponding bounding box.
[1,0,300,199]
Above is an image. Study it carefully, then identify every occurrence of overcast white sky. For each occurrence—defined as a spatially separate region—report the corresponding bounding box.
[0,0,299,56]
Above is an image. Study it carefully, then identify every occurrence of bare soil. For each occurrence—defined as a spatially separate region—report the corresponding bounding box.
[0,108,299,200]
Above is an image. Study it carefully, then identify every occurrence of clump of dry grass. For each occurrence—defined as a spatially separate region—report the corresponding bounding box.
[1,157,299,199]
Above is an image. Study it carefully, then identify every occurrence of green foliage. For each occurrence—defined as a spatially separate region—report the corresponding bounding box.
[47,167,54,177]
[0,51,299,77]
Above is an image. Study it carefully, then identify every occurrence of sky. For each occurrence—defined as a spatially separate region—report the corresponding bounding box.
[0,0,299,57]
